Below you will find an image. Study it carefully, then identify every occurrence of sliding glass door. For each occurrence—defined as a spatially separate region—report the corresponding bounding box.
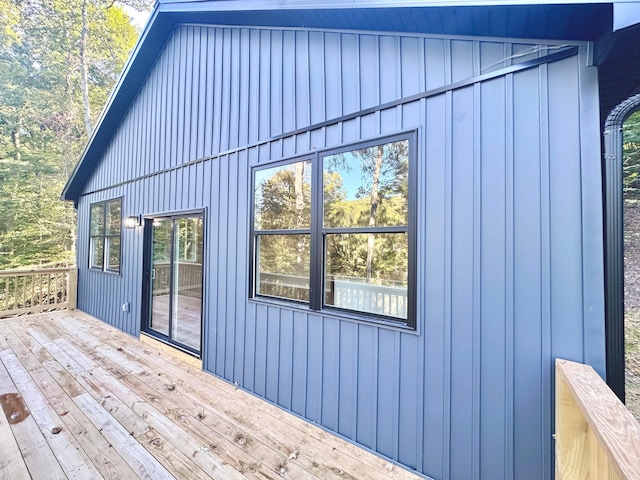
[144,213,204,355]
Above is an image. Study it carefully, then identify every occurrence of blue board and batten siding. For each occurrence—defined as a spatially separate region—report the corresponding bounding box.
[75,25,605,480]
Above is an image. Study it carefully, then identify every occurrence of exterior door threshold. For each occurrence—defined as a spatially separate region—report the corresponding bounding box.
[140,332,202,369]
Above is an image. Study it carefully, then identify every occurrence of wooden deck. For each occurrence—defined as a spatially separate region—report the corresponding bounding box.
[0,311,422,480]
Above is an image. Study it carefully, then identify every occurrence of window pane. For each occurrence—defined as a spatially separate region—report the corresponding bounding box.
[91,237,104,269]
[90,204,104,235]
[106,200,121,235]
[323,140,409,228]
[175,217,203,262]
[106,236,120,271]
[254,160,311,230]
[324,233,408,319]
[172,216,204,349]
[256,234,310,301]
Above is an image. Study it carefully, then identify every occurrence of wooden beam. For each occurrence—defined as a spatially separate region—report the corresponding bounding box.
[556,359,640,479]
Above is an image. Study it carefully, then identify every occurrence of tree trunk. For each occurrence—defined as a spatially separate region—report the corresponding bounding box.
[80,0,92,138]
[11,121,21,161]
[294,162,305,266]
[366,146,383,281]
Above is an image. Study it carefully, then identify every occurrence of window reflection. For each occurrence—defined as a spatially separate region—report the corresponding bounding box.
[323,140,408,228]
[254,160,312,230]
[256,234,310,302]
[325,233,408,319]
[250,135,413,325]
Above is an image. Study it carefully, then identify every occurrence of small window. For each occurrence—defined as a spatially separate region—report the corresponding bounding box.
[90,198,121,273]
[251,134,415,327]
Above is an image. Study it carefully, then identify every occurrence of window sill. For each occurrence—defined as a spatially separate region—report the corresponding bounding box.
[248,296,418,335]
[88,267,121,276]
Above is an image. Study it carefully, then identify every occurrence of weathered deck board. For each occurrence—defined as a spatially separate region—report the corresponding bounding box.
[0,355,67,479]
[0,311,424,480]
[0,361,32,480]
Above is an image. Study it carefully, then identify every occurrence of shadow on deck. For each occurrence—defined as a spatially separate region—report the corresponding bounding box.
[0,310,422,480]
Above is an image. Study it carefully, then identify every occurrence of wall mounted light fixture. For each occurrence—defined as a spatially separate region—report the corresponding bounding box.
[124,215,142,229]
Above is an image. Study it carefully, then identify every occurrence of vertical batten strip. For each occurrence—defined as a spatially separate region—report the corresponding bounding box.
[442,37,453,480]
[247,30,257,147]
[153,42,162,174]
[538,62,553,480]
[577,46,607,374]
[239,29,250,148]
[165,33,175,171]
[204,28,213,157]
[195,27,204,160]
[472,81,482,480]
[166,33,176,171]
[415,95,426,473]
[185,26,194,161]
[443,87,453,480]
[505,71,515,480]
[143,65,151,178]
[189,27,199,161]
[230,29,240,150]
[136,71,144,180]
[225,153,239,381]
[178,27,188,165]
[392,332,401,460]
[207,158,220,372]
[233,151,247,384]
[213,28,223,154]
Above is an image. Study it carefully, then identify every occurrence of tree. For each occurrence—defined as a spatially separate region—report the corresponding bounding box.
[624,111,640,200]
[0,0,142,269]
[323,140,409,284]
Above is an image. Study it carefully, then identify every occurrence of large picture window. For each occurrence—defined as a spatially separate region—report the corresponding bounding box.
[251,133,415,327]
[90,198,121,273]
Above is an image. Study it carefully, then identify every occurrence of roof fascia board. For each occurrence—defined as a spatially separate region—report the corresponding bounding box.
[157,0,615,10]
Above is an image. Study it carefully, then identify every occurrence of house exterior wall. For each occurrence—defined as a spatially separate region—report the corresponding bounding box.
[75,25,605,479]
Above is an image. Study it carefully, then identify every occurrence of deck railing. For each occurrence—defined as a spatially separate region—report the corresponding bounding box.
[258,272,408,317]
[152,262,202,298]
[556,359,640,479]
[0,267,77,318]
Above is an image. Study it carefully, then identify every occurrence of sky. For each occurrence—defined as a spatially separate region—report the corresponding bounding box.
[119,3,152,30]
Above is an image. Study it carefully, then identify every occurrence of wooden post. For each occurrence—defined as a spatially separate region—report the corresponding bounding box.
[67,268,78,311]
[556,362,591,479]
[555,359,640,479]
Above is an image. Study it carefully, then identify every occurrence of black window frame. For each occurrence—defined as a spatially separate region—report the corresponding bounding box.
[250,131,417,329]
[89,198,122,274]
[251,156,313,305]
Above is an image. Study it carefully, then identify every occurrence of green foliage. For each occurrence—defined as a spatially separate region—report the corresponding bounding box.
[0,0,143,269]
[254,164,311,230]
[625,111,640,200]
